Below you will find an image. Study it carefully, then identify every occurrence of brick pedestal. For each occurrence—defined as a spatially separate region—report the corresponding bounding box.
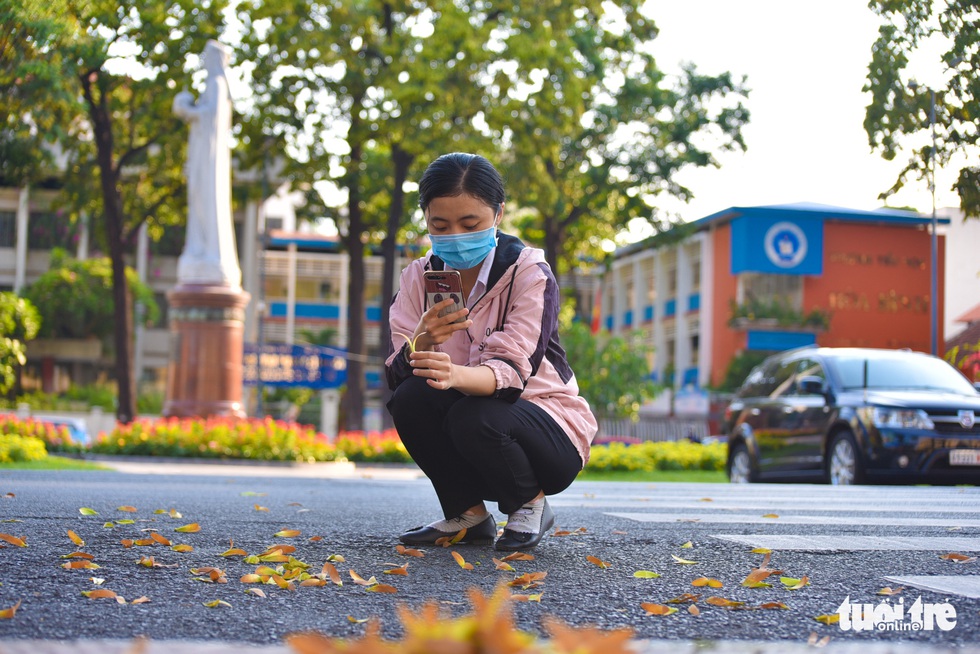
[163,284,251,418]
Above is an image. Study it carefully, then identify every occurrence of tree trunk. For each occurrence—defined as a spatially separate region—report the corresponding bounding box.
[83,73,136,423]
[378,145,413,430]
[543,215,563,278]
[341,141,366,431]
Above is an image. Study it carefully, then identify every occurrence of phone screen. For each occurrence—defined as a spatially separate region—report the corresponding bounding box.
[424,271,465,323]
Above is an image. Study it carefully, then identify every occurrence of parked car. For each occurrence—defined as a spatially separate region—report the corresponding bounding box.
[723,346,980,484]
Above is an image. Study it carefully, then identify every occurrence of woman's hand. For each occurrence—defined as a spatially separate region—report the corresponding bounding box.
[412,298,470,352]
[410,350,459,390]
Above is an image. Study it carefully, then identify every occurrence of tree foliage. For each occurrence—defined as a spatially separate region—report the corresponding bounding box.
[22,249,158,342]
[864,0,980,217]
[0,292,40,396]
[3,0,227,421]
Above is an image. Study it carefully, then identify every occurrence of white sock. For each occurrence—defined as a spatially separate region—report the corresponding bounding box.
[505,497,545,534]
[427,511,488,532]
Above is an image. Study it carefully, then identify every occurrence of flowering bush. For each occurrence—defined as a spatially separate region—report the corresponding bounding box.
[584,440,726,473]
[0,434,48,463]
[0,414,83,453]
[335,429,411,463]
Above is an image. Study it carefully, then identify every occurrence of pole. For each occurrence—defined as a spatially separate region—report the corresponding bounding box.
[256,148,270,416]
[929,89,938,356]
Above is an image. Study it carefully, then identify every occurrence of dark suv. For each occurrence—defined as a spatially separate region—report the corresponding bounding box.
[723,346,980,484]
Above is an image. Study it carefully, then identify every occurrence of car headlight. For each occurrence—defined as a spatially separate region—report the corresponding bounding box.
[871,407,934,430]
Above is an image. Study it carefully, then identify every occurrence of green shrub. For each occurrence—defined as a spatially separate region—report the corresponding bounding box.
[0,433,48,463]
[584,440,727,473]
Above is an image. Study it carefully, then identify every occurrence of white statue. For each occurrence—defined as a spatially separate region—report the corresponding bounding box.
[173,40,242,288]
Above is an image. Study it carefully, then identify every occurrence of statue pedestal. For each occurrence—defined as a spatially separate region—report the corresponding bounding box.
[163,284,251,418]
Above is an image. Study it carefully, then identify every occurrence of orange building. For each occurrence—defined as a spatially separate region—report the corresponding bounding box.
[597,203,947,389]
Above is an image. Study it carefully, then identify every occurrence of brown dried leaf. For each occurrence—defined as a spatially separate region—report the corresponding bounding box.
[451,551,474,570]
[67,530,85,547]
[81,589,117,599]
[706,596,746,608]
[365,584,397,593]
[383,563,409,576]
[321,562,342,586]
[0,600,21,619]
[586,555,611,569]
[131,596,151,604]
[174,523,200,533]
[117,506,138,513]
[501,552,534,562]
[349,569,377,586]
[274,529,301,538]
[395,544,424,558]
[666,593,701,604]
[877,586,904,596]
[246,588,266,598]
[171,544,193,553]
[940,552,977,563]
[149,533,172,546]
[692,577,723,588]
[62,561,100,570]
[640,603,677,616]
[759,602,790,610]
[0,533,27,548]
[61,551,95,560]
[492,558,516,572]
[688,604,701,616]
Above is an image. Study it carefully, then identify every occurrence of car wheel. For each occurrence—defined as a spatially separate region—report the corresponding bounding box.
[728,443,757,483]
[828,431,865,485]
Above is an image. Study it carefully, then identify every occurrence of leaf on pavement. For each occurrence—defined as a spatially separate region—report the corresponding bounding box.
[877,586,904,596]
[633,570,661,579]
[254,505,269,512]
[81,589,117,599]
[202,600,231,608]
[493,558,515,572]
[274,529,301,538]
[138,556,178,569]
[501,552,534,562]
[666,594,701,604]
[61,552,95,560]
[221,548,248,557]
[62,561,100,570]
[383,563,409,576]
[115,519,135,525]
[759,602,790,610]
[308,535,323,542]
[692,577,723,588]
[641,603,677,616]
[671,554,698,565]
[395,545,424,558]
[117,506,137,513]
[688,605,701,616]
[246,588,266,598]
[743,569,777,588]
[939,552,977,563]
[451,551,474,570]
[680,541,693,549]
[347,615,369,623]
[0,600,21,619]
[511,593,543,602]
[260,545,297,556]
[0,533,27,547]
[131,596,151,604]
[814,613,840,625]
[120,539,135,548]
[706,596,745,608]
[149,533,172,546]
[67,530,85,547]
[241,492,267,497]
[79,507,98,516]
[365,584,397,593]
[174,523,200,533]
[586,555,610,569]
[780,576,810,590]
[349,569,377,586]
[171,544,193,553]
[321,562,342,586]
[508,572,547,590]
[762,514,779,519]
[751,548,772,554]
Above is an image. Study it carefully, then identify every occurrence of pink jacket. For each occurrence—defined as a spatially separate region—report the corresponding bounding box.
[385,233,597,466]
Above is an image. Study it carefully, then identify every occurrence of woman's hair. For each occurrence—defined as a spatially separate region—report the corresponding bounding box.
[417,153,505,212]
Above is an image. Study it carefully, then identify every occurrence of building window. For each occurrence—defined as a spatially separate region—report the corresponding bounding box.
[691,255,701,291]
[738,273,803,309]
[28,211,80,251]
[0,212,15,248]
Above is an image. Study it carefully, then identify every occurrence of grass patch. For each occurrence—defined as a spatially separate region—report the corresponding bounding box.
[0,455,111,471]
[577,469,728,483]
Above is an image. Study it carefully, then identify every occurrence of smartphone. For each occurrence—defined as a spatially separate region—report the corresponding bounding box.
[423,270,466,323]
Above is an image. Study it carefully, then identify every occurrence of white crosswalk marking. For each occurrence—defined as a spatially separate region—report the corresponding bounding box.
[711,535,980,551]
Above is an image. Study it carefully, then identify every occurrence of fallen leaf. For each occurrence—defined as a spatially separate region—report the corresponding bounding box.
[680,541,693,548]
[0,600,21,619]
[692,577,723,588]
[641,603,677,616]
[451,551,474,570]
[779,576,809,590]
[102,522,115,529]
[383,563,409,576]
[939,552,977,563]
[501,552,534,562]
[120,539,134,548]
[260,545,297,556]
[751,547,772,554]
[246,588,266,598]
[171,544,193,553]
[762,513,779,519]
[395,545,424,558]
[150,533,172,546]
[511,593,543,602]
[90,577,105,585]
[666,593,701,604]
[326,553,345,563]
[81,589,117,599]
[633,570,661,579]
[347,616,369,623]
[586,555,611,569]
[814,613,840,625]
[240,574,264,584]
[349,570,377,586]
[67,530,85,547]
[254,505,269,512]
[79,507,98,516]
[688,605,701,616]
[221,548,248,557]
[877,586,904,596]
[62,561,100,570]
[808,633,831,647]
[174,523,200,533]
[493,558,516,572]
[202,600,231,608]
[611,530,628,535]
[274,529,301,538]
[0,533,27,547]
[61,552,95,560]
[759,602,790,610]
[2,493,13,499]
[671,554,698,565]
[241,492,267,497]
[117,506,137,513]
[365,584,397,593]
[115,520,135,525]
[552,529,574,537]
[508,572,547,589]
[131,596,151,604]
[743,569,777,587]
[706,596,745,608]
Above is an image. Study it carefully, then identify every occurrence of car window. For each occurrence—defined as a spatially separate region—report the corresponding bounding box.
[831,354,977,394]
[739,358,780,398]
[769,360,798,398]
[795,358,826,394]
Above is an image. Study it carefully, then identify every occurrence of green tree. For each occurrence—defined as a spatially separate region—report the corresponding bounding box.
[3,0,226,422]
[22,249,158,342]
[0,293,40,395]
[561,318,658,421]
[864,0,980,217]
[484,2,750,273]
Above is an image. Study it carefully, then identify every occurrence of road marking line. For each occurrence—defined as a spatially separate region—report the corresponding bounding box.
[882,575,980,599]
[710,534,980,551]
[607,511,980,527]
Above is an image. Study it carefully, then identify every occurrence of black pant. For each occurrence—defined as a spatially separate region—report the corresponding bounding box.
[387,376,582,517]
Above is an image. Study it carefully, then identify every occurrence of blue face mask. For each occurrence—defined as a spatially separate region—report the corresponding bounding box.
[429,225,498,270]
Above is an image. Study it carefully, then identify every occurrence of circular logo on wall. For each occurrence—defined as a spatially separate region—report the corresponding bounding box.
[764,221,808,268]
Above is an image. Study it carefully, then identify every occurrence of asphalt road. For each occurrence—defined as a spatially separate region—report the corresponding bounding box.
[1,464,979,652]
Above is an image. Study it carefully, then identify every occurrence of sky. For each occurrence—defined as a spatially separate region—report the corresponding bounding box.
[634,0,964,232]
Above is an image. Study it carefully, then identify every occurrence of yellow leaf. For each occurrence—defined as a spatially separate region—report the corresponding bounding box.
[241,491,267,497]
[762,513,779,519]
[395,545,424,558]
[633,570,661,579]
[171,544,193,553]
[706,596,745,608]
[641,603,677,616]
[79,507,98,516]
[117,506,137,513]
[168,509,182,519]
[511,593,543,602]
[680,541,693,548]
[102,522,115,529]
[67,530,85,547]
[586,555,610,569]
[780,575,810,590]
[254,505,269,512]
[202,600,231,608]
[150,533,172,546]
[814,613,840,625]
[260,545,296,556]
[383,563,409,576]
[877,586,904,596]
[760,602,790,610]
[451,551,474,570]
[174,523,200,533]
[508,572,547,589]
[365,584,397,593]
[133,539,155,547]
[246,588,266,598]
[666,594,701,604]
[347,616,369,623]
[0,600,21,619]
[240,574,264,584]
[0,533,27,547]
[692,577,723,588]
[115,520,135,525]
[61,552,95,560]
[493,558,515,572]
[671,554,698,565]
[221,548,248,557]
[501,552,534,562]
[274,529,301,538]
[62,561,100,570]
[750,547,772,554]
